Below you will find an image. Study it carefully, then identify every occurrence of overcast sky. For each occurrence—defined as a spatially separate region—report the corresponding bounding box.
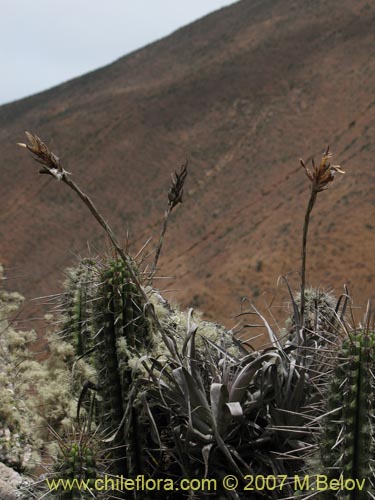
[0,0,237,106]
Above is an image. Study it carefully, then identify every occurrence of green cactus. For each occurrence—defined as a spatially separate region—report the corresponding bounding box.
[94,258,151,475]
[283,287,344,414]
[285,287,339,346]
[61,256,153,480]
[51,427,99,500]
[62,259,97,359]
[293,325,375,499]
[317,329,375,499]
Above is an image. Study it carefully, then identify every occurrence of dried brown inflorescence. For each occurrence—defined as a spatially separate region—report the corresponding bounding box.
[168,161,188,208]
[152,161,188,276]
[17,131,69,180]
[300,147,345,193]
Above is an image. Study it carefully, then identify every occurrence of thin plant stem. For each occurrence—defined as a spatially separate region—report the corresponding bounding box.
[151,204,172,277]
[300,187,318,328]
[299,148,344,331]
[150,161,187,281]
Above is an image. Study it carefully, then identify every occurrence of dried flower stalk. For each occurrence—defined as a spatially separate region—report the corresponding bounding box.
[299,147,345,329]
[151,162,188,278]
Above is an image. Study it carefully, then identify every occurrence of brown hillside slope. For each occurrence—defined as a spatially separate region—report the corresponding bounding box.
[0,0,374,330]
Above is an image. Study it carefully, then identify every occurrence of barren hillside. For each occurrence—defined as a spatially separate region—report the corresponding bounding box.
[0,0,374,331]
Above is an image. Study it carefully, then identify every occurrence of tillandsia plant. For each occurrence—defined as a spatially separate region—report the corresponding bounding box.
[138,314,274,498]
[137,303,329,499]
[232,301,336,498]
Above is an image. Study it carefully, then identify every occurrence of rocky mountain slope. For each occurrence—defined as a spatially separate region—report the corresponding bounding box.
[0,0,374,333]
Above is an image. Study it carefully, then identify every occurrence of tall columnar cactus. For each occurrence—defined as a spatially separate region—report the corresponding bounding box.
[94,258,151,476]
[62,256,153,480]
[317,329,375,499]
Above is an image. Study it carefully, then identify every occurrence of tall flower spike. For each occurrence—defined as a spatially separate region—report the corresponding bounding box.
[151,161,188,278]
[299,147,345,331]
[17,131,69,180]
[300,147,345,193]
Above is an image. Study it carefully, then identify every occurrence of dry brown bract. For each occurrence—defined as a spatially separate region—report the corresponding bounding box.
[300,147,345,193]
[17,131,69,180]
